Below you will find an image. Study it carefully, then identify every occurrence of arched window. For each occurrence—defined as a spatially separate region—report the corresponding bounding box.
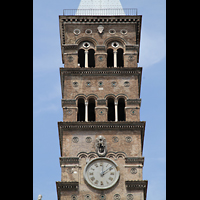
[117,48,124,67]
[77,98,85,121]
[88,98,95,121]
[118,98,125,121]
[88,49,95,68]
[107,98,115,121]
[107,49,114,67]
[78,49,85,68]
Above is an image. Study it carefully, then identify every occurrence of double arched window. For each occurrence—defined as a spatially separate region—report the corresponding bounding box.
[107,98,115,121]
[118,98,125,121]
[107,41,124,68]
[77,97,126,122]
[78,42,95,68]
[77,97,96,122]
[107,97,126,121]
[77,40,125,68]
[77,98,85,121]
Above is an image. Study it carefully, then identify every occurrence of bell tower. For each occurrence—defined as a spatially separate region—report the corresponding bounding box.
[56,0,148,199]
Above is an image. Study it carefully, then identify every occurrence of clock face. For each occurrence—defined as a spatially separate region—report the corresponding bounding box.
[83,157,120,190]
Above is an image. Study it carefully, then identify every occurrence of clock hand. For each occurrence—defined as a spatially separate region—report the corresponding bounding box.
[100,163,104,177]
[101,165,113,176]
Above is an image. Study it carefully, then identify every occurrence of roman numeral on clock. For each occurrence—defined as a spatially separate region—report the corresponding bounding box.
[90,177,95,181]
[109,177,113,181]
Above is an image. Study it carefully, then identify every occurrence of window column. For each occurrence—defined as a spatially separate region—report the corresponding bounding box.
[85,50,89,68]
[85,100,88,122]
[114,50,117,68]
[115,100,118,122]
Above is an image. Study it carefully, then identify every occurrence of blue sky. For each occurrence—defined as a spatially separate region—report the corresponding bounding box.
[33,0,166,199]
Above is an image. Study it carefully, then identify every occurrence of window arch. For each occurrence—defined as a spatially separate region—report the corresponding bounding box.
[88,98,96,121]
[118,98,125,121]
[107,49,114,67]
[78,41,95,68]
[77,98,85,121]
[78,49,85,68]
[107,98,115,121]
[106,41,124,68]
[117,48,124,67]
[88,49,95,68]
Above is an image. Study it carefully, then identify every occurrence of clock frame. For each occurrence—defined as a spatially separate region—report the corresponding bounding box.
[83,157,120,190]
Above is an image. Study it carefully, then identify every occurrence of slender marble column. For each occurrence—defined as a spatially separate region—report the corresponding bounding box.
[85,100,88,122]
[114,50,117,68]
[85,50,88,68]
[115,100,118,122]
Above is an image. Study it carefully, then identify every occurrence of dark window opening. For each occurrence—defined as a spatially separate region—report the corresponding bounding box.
[107,98,115,121]
[77,98,85,121]
[78,49,85,68]
[117,48,124,67]
[118,98,125,121]
[107,49,114,67]
[88,49,95,68]
[88,98,95,121]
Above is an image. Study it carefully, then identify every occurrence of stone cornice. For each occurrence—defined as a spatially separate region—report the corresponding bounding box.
[58,121,145,130]
[60,67,142,76]
[60,15,142,25]
[125,180,148,200]
[58,121,145,157]
[60,67,142,98]
[60,67,142,77]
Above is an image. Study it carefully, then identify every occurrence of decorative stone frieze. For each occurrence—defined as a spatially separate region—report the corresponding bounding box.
[97,99,106,105]
[63,44,78,50]
[125,44,139,51]
[59,157,79,166]
[62,99,76,107]
[126,99,141,106]
[56,181,79,200]
[125,180,147,189]
[125,180,148,200]
[125,157,144,165]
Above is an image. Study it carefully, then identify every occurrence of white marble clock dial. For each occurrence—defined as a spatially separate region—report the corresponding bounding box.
[83,157,120,190]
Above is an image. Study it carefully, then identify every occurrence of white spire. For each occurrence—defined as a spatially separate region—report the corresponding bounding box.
[76,0,125,15]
